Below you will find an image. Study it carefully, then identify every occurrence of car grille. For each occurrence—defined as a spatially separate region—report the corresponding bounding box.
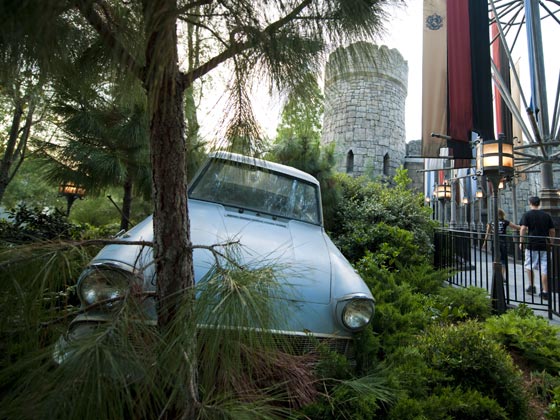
[64,322,356,360]
[266,333,355,358]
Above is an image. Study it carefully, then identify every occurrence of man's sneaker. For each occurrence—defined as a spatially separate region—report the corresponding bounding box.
[526,286,536,295]
[540,291,549,300]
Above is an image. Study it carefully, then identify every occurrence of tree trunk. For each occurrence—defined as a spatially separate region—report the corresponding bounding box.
[120,173,133,231]
[0,104,23,204]
[143,0,198,415]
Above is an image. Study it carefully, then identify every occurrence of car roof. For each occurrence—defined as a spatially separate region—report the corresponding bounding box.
[209,151,321,186]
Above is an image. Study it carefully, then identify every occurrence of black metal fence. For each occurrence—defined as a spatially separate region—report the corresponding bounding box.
[434,228,560,320]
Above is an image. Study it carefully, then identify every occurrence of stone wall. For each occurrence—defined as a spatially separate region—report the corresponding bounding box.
[322,42,408,178]
[404,140,424,193]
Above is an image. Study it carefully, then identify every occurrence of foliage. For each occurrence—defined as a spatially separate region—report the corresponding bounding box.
[1,158,60,210]
[43,86,152,196]
[2,157,153,231]
[421,321,528,419]
[0,245,324,419]
[387,387,508,420]
[524,370,560,418]
[273,73,324,143]
[364,276,432,354]
[549,386,560,420]
[69,191,152,229]
[394,261,450,295]
[484,305,560,373]
[385,321,529,420]
[329,171,435,265]
[436,285,493,322]
[352,254,528,418]
[347,228,490,367]
[0,204,85,244]
[0,241,98,375]
[297,366,395,420]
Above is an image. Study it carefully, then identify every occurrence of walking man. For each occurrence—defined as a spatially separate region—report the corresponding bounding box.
[519,196,555,299]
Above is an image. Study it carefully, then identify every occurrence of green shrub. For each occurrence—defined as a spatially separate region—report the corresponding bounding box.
[297,369,395,420]
[382,321,528,419]
[395,262,450,295]
[0,204,85,244]
[485,305,560,373]
[436,285,493,321]
[79,222,123,239]
[353,326,381,375]
[548,386,560,420]
[526,370,560,413]
[313,344,354,381]
[356,254,477,355]
[356,255,433,354]
[328,171,435,265]
[417,321,529,419]
[388,387,508,420]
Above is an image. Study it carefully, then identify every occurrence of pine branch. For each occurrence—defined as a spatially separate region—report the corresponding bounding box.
[73,0,146,82]
[180,0,313,88]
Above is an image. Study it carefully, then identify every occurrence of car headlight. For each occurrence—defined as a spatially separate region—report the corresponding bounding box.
[78,264,135,309]
[340,298,374,331]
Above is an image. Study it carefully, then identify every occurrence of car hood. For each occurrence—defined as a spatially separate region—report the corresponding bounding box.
[93,200,332,304]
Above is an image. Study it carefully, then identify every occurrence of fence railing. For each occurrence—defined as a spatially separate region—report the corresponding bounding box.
[434,228,560,320]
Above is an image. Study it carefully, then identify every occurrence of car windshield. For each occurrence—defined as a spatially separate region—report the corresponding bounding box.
[189,159,321,225]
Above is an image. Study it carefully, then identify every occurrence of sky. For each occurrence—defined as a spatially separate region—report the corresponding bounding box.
[200,0,559,145]
[378,0,423,141]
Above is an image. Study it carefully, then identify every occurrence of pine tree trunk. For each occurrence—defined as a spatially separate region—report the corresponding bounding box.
[143,0,198,416]
[0,105,23,204]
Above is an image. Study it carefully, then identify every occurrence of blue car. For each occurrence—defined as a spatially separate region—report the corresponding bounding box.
[55,152,374,360]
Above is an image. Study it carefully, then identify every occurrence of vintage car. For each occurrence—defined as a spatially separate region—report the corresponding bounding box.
[55,152,374,359]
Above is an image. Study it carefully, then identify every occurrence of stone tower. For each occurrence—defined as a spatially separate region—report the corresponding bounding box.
[322,42,408,178]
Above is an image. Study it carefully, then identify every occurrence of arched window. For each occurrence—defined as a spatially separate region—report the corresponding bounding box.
[346,150,354,174]
[383,153,390,176]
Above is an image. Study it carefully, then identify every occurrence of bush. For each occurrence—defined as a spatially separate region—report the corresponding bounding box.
[388,387,508,420]
[415,321,529,419]
[436,285,493,322]
[548,386,560,420]
[0,204,85,244]
[297,368,395,420]
[394,262,450,295]
[356,255,478,356]
[382,320,529,419]
[328,170,435,266]
[485,305,560,373]
[356,255,433,355]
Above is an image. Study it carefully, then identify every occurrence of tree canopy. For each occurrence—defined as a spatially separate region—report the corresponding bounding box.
[0,0,400,416]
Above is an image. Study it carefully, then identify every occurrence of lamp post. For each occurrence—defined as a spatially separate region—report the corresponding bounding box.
[435,182,451,227]
[58,182,86,216]
[469,194,476,231]
[462,197,469,229]
[476,189,485,238]
[476,134,514,314]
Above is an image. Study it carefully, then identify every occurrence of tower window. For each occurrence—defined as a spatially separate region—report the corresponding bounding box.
[346,150,354,174]
[383,153,390,176]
